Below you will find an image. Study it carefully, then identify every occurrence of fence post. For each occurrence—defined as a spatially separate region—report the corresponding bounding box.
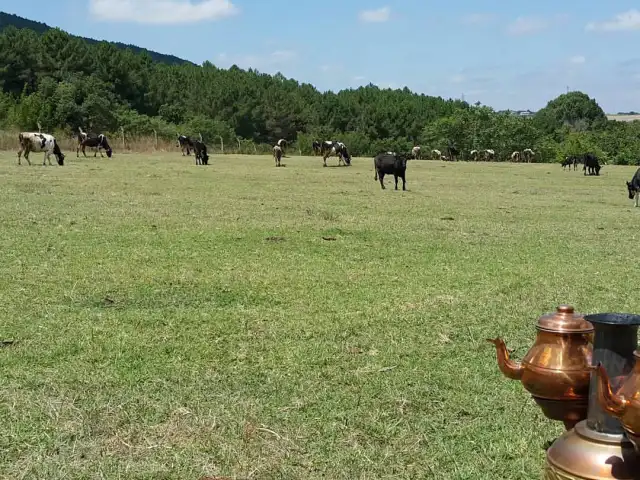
[199,133,203,142]
[37,121,42,133]
[236,137,241,153]
[219,136,224,153]
[153,129,158,150]
[120,126,125,151]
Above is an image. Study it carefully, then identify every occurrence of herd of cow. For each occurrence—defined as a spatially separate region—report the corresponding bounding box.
[11,128,640,202]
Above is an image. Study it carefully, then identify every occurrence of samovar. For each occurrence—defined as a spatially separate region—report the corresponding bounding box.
[544,312,640,479]
[594,351,640,452]
[488,304,594,429]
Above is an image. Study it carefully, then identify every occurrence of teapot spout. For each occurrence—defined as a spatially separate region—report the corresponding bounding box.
[594,363,628,417]
[487,337,524,380]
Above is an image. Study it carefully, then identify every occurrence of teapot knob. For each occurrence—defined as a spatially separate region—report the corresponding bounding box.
[557,305,575,314]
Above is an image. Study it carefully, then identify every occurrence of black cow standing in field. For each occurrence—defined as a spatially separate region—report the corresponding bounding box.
[583,153,601,176]
[312,140,321,155]
[561,155,583,171]
[447,143,459,162]
[627,167,640,207]
[77,134,113,158]
[177,135,194,155]
[374,152,408,190]
[194,140,209,165]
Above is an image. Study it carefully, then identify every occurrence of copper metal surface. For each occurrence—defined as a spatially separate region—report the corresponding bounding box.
[545,421,640,479]
[595,353,640,452]
[488,305,593,428]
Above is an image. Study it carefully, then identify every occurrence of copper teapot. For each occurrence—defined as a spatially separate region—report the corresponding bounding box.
[594,352,640,451]
[488,304,594,430]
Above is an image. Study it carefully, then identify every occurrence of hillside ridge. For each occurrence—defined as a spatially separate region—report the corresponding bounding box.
[0,11,194,66]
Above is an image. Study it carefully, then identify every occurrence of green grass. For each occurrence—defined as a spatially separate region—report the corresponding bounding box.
[1,151,638,479]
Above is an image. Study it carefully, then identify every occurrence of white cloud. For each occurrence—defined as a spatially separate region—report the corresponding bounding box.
[462,13,497,25]
[506,16,550,35]
[358,6,390,23]
[586,10,640,32]
[216,50,297,72]
[569,55,586,64]
[89,0,239,24]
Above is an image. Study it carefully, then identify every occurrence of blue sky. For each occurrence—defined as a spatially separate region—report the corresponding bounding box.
[4,1,640,113]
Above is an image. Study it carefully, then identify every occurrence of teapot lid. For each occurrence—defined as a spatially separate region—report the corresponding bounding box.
[536,304,593,333]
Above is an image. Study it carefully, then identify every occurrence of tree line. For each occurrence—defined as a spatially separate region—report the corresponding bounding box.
[1,24,640,164]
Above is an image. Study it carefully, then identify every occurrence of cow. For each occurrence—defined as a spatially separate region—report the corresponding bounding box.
[511,151,521,162]
[374,152,407,190]
[484,149,495,161]
[447,144,459,162]
[583,153,601,176]
[411,146,421,160]
[312,140,321,155]
[469,149,479,161]
[177,135,194,156]
[273,145,283,167]
[523,148,535,163]
[431,149,442,160]
[626,168,640,207]
[194,140,209,165]
[17,132,65,166]
[323,141,351,167]
[561,156,574,170]
[277,139,287,155]
[77,133,112,158]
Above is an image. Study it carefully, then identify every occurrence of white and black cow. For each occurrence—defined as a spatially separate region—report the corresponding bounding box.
[177,134,194,156]
[194,140,209,165]
[277,139,287,156]
[626,168,640,207]
[431,149,442,160]
[484,149,495,161]
[523,148,535,163]
[411,146,421,160]
[322,141,351,167]
[511,151,521,162]
[78,133,112,158]
[374,152,407,190]
[312,140,321,156]
[273,145,283,167]
[18,132,65,166]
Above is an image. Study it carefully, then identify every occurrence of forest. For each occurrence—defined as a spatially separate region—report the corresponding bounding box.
[1,20,640,163]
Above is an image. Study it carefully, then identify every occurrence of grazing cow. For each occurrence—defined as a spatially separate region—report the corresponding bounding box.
[411,146,421,160]
[374,152,407,190]
[431,149,442,160]
[484,149,495,161]
[194,140,209,165]
[583,153,601,176]
[273,145,283,167]
[312,140,321,155]
[18,132,65,166]
[511,151,521,162]
[626,168,640,207]
[322,141,351,167]
[447,143,459,162]
[470,149,479,161]
[78,133,112,158]
[177,134,194,156]
[561,156,574,170]
[523,148,535,163]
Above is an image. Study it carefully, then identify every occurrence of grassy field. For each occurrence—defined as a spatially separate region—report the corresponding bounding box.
[1,151,639,479]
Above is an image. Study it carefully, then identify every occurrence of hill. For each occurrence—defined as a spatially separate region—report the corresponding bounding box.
[0,11,194,66]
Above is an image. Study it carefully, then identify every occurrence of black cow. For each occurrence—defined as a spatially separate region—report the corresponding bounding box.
[562,156,575,170]
[447,143,459,162]
[583,153,601,176]
[627,168,640,207]
[312,140,321,155]
[177,135,194,156]
[77,134,112,158]
[194,140,209,165]
[374,152,407,190]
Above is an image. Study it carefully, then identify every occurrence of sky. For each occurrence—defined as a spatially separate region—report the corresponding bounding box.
[4,0,640,113]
